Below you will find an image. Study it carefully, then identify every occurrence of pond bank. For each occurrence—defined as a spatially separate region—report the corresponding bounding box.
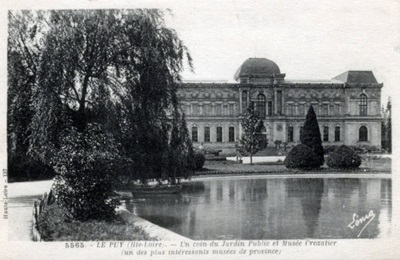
[195,157,391,177]
[117,208,192,241]
[194,168,391,178]
[193,172,391,181]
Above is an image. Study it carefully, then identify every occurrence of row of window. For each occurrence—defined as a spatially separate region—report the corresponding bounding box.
[193,125,369,143]
[244,92,344,118]
[287,103,342,116]
[191,126,235,143]
[242,93,368,118]
[184,103,237,116]
[286,125,341,142]
[287,125,369,142]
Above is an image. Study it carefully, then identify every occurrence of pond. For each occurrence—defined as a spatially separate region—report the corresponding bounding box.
[124,177,392,240]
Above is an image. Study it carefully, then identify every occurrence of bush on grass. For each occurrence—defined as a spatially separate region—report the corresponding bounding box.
[195,147,222,156]
[323,145,338,155]
[51,124,121,221]
[284,144,322,169]
[37,204,154,241]
[193,152,206,170]
[327,145,361,169]
[348,145,383,154]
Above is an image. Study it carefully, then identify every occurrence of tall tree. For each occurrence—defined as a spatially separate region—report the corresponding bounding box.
[300,106,324,166]
[8,10,193,219]
[8,11,54,180]
[109,10,193,185]
[381,97,391,153]
[29,10,128,161]
[167,109,195,184]
[237,104,267,165]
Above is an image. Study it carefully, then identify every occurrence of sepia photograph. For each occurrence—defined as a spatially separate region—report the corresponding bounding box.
[2,0,399,259]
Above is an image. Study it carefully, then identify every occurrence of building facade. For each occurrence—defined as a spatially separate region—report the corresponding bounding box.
[178,58,383,154]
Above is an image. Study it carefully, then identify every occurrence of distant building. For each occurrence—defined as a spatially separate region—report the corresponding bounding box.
[178,58,383,154]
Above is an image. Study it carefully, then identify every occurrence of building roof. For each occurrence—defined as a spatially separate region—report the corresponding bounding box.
[285,79,343,84]
[234,58,281,81]
[182,79,228,83]
[332,71,378,84]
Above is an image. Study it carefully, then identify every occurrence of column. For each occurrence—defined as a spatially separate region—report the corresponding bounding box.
[239,90,243,114]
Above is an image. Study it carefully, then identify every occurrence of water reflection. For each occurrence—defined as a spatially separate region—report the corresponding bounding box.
[287,179,324,237]
[127,177,392,240]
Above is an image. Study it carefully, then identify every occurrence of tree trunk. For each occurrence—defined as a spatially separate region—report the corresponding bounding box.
[250,153,253,165]
[77,74,90,132]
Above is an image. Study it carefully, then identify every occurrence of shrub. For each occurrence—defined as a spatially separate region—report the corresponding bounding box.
[195,147,219,156]
[51,124,121,221]
[284,144,322,169]
[348,145,382,154]
[300,106,324,165]
[327,145,361,169]
[274,140,282,149]
[323,145,338,155]
[193,152,206,170]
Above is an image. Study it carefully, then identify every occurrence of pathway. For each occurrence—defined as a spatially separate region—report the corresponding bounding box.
[8,180,53,241]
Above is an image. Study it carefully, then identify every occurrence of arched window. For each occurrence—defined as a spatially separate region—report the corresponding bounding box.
[323,126,329,142]
[229,127,235,142]
[259,125,268,144]
[204,127,210,142]
[288,125,294,142]
[359,126,368,141]
[335,126,341,142]
[216,126,223,142]
[256,94,266,119]
[359,94,367,116]
[192,127,198,142]
[267,101,273,116]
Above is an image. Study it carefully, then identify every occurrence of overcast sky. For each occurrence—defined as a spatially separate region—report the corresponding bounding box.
[2,0,399,103]
[163,0,399,104]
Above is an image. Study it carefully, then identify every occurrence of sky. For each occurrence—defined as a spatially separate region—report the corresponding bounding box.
[1,0,398,103]
[0,0,399,104]
[161,0,400,105]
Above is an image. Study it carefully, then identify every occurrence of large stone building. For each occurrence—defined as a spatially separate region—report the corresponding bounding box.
[178,58,383,154]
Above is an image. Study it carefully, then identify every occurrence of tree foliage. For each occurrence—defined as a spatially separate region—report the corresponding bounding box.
[8,10,193,219]
[51,124,121,221]
[381,97,391,153]
[7,11,55,181]
[300,106,324,166]
[237,104,267,164]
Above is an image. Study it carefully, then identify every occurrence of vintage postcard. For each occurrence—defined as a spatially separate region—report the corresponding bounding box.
[1,0,399,259]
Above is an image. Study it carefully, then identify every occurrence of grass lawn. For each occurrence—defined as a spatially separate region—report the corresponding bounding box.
[197,156,391,175]
[37,204,156,241]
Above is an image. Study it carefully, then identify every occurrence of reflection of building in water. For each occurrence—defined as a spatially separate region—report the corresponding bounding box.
[378,179,391,238]
[317,179,387,238]
[287,179,324,237]
[129,178,391,240]
[265,179,297,239]
[179,58,383,154]
[184,179,273,239]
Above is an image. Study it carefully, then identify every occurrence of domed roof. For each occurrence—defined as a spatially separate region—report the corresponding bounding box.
[234,58,281,81]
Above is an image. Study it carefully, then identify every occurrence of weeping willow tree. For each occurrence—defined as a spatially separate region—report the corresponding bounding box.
[7,11,55,181]
[8,9,194,220]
